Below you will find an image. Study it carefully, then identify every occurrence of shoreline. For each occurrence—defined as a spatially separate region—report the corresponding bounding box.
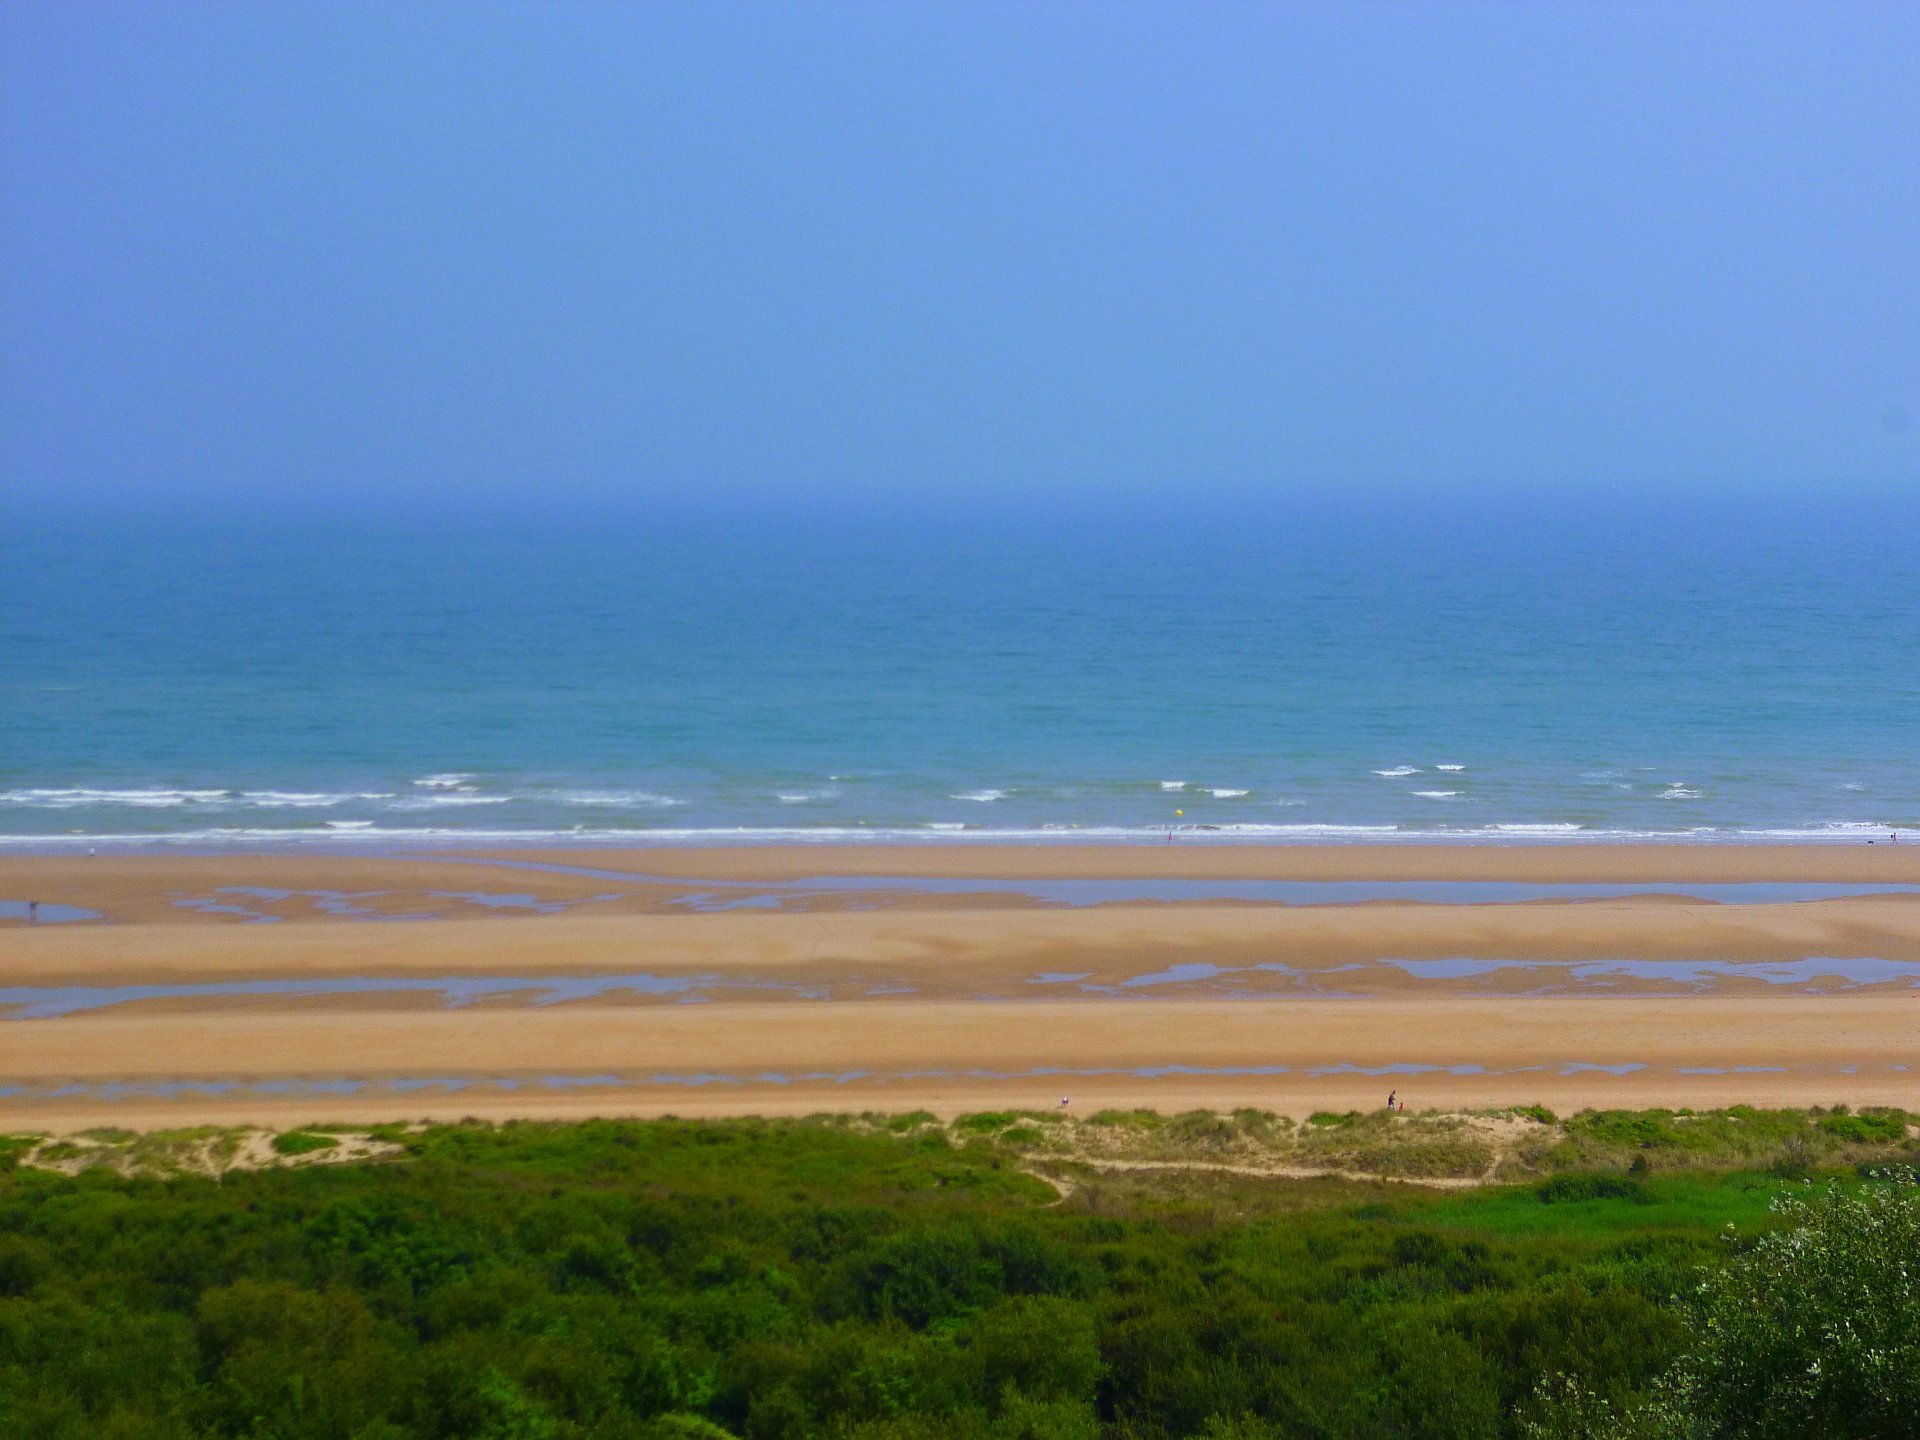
[7,839,1920,897]
[1,825,1916,855]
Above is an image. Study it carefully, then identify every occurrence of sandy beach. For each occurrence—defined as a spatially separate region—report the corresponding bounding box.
[3,845,1917,1129]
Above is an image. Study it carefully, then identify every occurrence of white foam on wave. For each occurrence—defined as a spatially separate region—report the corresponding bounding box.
[1208,788,1250,798]
[389,794,512,809]
[1435,764,1466,772]
[413,774,479,790]
[1413,790,1460,799]
[1247,824,1405,835]
[1751,820,1905,839]
[240,791,393,807]
[1159,780,1188,791]
[0,787,427,811]
[1372,767,1419,778]
[1657,785,1703,800]
[555,790,684,807]
[0,787,238,808]
[950,789,1008,802]
[8,817,1914,850]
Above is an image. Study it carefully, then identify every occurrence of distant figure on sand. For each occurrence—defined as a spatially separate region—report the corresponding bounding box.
[26,900,37,924]
[1386,1089,1396,1111]
[1059,1097,1070,1110]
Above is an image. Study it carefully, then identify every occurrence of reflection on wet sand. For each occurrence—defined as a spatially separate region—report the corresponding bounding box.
[6,953,1918,1022]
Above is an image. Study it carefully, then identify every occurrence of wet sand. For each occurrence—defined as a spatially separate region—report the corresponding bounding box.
[3,846,1917,1129]
[479,842,1920,883]
[7,896,1920,987]
[8,843,1920,926]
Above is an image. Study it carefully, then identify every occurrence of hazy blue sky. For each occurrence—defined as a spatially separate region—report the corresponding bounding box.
[4,2,1916,516]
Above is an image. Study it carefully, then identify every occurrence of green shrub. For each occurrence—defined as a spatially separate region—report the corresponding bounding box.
[1085,1109,1163,1129]
[271,1130,340,1156]
[77,1126,138,1144]
[1536,1175,1651,1206]
[0,1235,53,1297]
[0,1111,1863,1440]
[1570,1111,1686,1150]
[0,1134,40,1172]
[1528,1171,1920,1438]
[1164,1111,1240,1146]
[1817,1109,1907,1144]
[953,1112,1022,1134]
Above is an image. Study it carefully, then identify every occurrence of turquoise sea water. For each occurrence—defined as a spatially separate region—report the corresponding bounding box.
[4,501,1917,847]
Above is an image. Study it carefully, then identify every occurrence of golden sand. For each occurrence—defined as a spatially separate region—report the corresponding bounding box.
[2,846,1916,1129]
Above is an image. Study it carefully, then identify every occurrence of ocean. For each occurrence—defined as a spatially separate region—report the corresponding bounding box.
[4,498,1917,848]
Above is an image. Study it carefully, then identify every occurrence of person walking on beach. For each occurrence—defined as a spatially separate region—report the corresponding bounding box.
[1386,1088,1396,1112]
[26,900,37,925]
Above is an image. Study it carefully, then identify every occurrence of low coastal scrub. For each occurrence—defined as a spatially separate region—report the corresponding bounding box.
[0,1112,1914,1438]
[967,1103,1915,1190]
[270,1129,342,1156]
[1546,1104,1916,1175]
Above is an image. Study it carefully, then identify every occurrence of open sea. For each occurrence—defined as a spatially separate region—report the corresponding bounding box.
[4,499,1917,848]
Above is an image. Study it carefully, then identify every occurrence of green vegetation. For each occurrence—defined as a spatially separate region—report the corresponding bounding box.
[271,1129,342,1156]
[1545,1104,1915,1175]
[1525,1173,1920,1439]
[0,1109,1913,1439]
[0,1136,39,1174]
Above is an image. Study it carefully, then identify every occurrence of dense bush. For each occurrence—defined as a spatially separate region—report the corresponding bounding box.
[1814,1108,1907,1145]
[0,1118,1893,1439]
[1526,1170,1920,1439]
[1536,1176,1650,1206]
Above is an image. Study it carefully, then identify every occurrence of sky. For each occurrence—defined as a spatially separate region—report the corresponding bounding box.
[3,1,1917,519]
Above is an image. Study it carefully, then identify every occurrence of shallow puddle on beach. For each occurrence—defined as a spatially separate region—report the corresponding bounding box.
[1031,955,1920,995]
[167,886,632,923]
[6,953,1918,1021]
[0,900,103,924]
[0,972,830,1019]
